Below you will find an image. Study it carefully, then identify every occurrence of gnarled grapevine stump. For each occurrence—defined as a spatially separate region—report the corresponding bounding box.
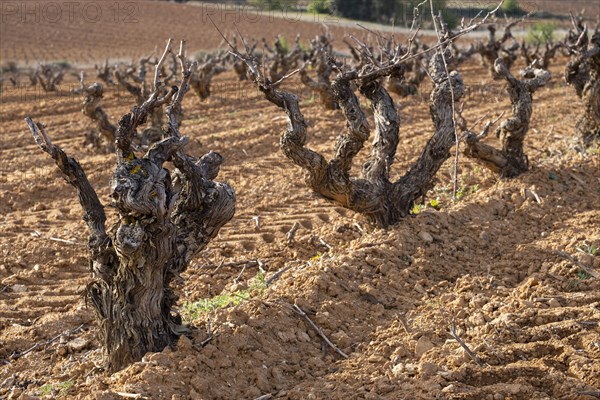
[463,59,550,177]
[235,44,463,227]
[80,75,117,152]
[565,24,600,145]
[26,40,235,372]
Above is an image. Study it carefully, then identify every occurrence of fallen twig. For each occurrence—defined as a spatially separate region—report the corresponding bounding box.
[9,323,86,360]
[449,324,485,367]
[528,188,542,204]
[555,251,599,279]
[287,222,299,244]
[291,304,348,359]
[224,259,263,268]
[49,237,81,245]
[353,223,364,234]
[234,265,247,283]
[398,314,411,334]
[211,259,225,275]
[319,238,333,250]
[568,171,586,186]
[266,264,293,285]
[252,216,261,230]
[115,393,147,399]
[200,319,213,348]
[577,391,600,398]
[576,321,598,327]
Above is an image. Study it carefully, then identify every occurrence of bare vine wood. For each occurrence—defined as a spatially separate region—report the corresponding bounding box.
[79,74,117,152]
[299,34,339,110]
[218,0,507,227]
[232,42,463,226]
[26,39,235,372]
[520,39,562,69]
[32,63,67,92]
[470,20,525,77]
[462,59,550,177]
[190,54,227,101]
[95,60,115,86]
[114,53,168,146]
[264,34,306,82]
[565,17,600,144]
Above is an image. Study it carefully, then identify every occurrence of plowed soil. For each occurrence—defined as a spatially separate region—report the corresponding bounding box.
[1,1,599,400]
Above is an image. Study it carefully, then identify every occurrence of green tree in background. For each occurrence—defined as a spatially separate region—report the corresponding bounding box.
[332,0,457,28]
[526,21,556,44]
[249,0,297,10]
[308,0,331,14]
[501,0,524,15]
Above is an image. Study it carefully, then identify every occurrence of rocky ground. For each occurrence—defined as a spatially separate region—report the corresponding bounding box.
[1,1,599,399]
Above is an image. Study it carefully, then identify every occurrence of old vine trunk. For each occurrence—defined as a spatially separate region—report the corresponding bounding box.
[26,40,235,372]
[236,46,463,227]
[463,59,550,177]
[565,23,600,144]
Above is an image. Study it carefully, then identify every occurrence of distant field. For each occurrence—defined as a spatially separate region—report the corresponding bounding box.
[2,0,598,66]
[519,0,600,16]
[0,0,383,65]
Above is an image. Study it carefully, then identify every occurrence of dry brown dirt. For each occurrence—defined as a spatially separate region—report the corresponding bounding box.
[0,0,382,64]
[1,1,600,400]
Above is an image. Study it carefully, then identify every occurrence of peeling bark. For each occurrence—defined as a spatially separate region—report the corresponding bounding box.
[463,59,550,177]
[26,40,235,372]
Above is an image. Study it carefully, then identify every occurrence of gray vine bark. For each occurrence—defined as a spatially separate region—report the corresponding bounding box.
[299,35,339,110]
[463,59,550,177]
[114,54,170,146]
[95,60,115,86]
[80,75,117,152]
[520,39,562,69]
[565,23,600,145]
[264,35,306,82]
[472,24,519,77]
[26,40,235,372]
[386,57,427,97]
[190,56,227,101]
[229,37,257,81]
[235,45,463,227]
[32,63,66,92]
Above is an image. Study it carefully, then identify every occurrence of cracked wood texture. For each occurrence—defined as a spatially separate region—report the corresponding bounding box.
[26,42,235,372]
[241,49,463,227]
[464,59,550,178]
